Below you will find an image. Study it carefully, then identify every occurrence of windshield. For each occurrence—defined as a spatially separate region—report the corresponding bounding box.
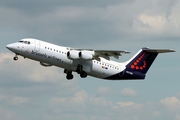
[18,41,24,43]
[18,40,31,44]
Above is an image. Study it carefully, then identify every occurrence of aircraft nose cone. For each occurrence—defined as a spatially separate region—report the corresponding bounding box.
[6,43,16,51]
[6,44,13,50]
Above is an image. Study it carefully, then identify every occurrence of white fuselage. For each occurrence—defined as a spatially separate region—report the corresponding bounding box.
[7,38,175,80]
[7,38,126,79]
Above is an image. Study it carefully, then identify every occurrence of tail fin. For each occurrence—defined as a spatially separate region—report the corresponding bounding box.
[125,47,175,74]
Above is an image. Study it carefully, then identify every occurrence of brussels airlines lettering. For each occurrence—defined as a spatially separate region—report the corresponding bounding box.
[31,50,60,61]
[31,50,47,58]
[6,38,175,80]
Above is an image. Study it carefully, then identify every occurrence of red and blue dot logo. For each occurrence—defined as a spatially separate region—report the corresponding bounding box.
[131,53,147,70]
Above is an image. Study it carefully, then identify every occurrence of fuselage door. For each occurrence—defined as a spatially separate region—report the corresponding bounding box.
[34,40,40,52]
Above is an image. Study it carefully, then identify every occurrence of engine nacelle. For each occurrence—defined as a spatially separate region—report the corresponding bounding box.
[40,62,52,67]
[67,50,80,60]
[79,51,93,60]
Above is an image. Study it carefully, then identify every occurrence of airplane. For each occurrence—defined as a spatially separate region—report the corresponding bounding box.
[6,38,175,80]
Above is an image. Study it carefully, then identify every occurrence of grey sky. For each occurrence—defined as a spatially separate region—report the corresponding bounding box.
[0,0,180,120]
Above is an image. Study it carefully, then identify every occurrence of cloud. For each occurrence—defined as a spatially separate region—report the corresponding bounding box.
[48,90,112,108]
[46,90,146,120]
[159,96,180,120]
[117,101,134,107]
[96,86,112,96]
[0,51,178,120]
[1,0,180,120]
[46,90,114,119]
[0,52,80,95]
[11,96,29,106]
[0,107,16,120]
[0,52,65,83]
[120,88,138,97]
[160,96,180,110]
[0,0,179,56]
[1,0,180,49]
[133,14,167,33]
[0,52,83,119]
[0,94,32,107]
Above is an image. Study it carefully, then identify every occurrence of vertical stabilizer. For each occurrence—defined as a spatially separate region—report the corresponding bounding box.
[105,47,175,80]
[125,47,175,74]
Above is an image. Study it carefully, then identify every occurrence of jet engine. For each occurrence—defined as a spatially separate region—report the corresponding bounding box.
[67,50,80,60]
[79,51,94,60]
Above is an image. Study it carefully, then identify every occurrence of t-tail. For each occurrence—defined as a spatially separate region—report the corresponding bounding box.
[123,47,175,79]
[105,47,175,80]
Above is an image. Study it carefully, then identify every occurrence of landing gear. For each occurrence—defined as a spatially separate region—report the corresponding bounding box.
[66,73,73,80]
[13,55,18,61]
[76,64,87,78]
[80,71,87,78]
[64,64,88,80]
[64,69,73,80]
[76,64,82,74]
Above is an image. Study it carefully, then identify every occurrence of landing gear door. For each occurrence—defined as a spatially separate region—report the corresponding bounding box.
[34,40,40,52]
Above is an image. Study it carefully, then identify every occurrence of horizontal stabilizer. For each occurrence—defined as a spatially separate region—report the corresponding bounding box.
[143,48,175,53]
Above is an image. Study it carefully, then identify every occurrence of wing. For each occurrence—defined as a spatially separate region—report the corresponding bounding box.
[94,50,130,60]
[70,48,130,60]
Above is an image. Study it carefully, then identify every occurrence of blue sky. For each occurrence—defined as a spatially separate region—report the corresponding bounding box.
[0,0,180,120]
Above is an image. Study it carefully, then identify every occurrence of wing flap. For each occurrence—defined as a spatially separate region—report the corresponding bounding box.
[95,50,130,60]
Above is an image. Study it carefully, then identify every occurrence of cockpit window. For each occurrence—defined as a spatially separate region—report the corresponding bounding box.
[23,41,31,44]
[18,40,31,44]
[18,41,24,43]
[24,41,28,44]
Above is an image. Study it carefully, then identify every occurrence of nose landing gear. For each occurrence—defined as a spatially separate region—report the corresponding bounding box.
[13,55,18,61]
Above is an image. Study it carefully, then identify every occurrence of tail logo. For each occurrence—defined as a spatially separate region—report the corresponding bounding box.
[130,53,147,70]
